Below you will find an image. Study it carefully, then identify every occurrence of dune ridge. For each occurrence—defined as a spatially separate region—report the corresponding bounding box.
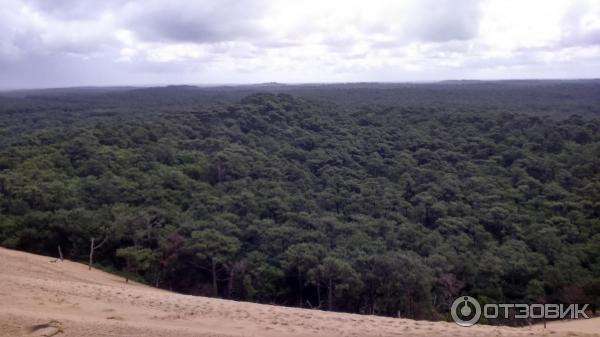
[0,247,597,337]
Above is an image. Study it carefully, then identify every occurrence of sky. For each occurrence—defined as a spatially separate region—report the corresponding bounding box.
[0,0,599,88]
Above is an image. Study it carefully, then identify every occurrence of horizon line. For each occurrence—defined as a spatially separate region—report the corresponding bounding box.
[2,78,600,92]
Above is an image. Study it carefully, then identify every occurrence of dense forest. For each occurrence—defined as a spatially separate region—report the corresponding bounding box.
[0,82,599,321]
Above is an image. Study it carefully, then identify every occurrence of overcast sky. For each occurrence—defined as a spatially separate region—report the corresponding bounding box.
[1,0,599,88]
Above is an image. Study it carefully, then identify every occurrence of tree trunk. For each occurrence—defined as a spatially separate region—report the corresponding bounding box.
[227,265,235,299]
[328,277,333,311]
[298,270,303,307]
[154,270,162,288]
[57,245,63,262]
[211,258,218,296]
[125,258,130,283]
[88,236,108,271]
[316,279,321,309]
[217,163,223,184]
[89,238,94,270]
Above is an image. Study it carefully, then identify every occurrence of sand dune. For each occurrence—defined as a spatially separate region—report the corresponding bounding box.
[0,247,597,337]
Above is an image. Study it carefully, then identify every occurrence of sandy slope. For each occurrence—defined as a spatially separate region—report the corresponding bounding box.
[0,247,597,337]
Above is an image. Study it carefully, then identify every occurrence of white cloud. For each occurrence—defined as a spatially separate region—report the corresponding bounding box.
[1,0,599,88]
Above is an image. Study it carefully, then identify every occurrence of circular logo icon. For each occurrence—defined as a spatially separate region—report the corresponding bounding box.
[451,296,481,327]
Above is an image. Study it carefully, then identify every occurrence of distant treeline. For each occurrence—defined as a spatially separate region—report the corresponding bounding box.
[0,86,599,321]
[2,80,600,118]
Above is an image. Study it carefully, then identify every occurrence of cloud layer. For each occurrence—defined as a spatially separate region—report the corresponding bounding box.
[1,0,599,88]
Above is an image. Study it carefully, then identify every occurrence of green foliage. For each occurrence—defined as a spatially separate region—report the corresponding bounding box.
[191,228,240,264]
[116,245,156,277]
[0,85,599,319]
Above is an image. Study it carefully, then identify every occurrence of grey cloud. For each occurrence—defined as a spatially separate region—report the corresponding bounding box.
[0,3,40,60]
[21,0,122,20]
[320,35,361,52]
[407,0,482,42]
[0,49,212,89]
[558,0,600,47]
[561,26,600,47]
[1,0,599,88]
[0,52,118,88]
[0,0,116,63]
[579,30,600,45]
[368,0,482,44]
[122,0,269,43]
[416,0,481,42]
[461,51,539,70]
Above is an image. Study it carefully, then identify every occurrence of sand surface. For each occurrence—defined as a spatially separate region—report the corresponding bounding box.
[0,246,597,337]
